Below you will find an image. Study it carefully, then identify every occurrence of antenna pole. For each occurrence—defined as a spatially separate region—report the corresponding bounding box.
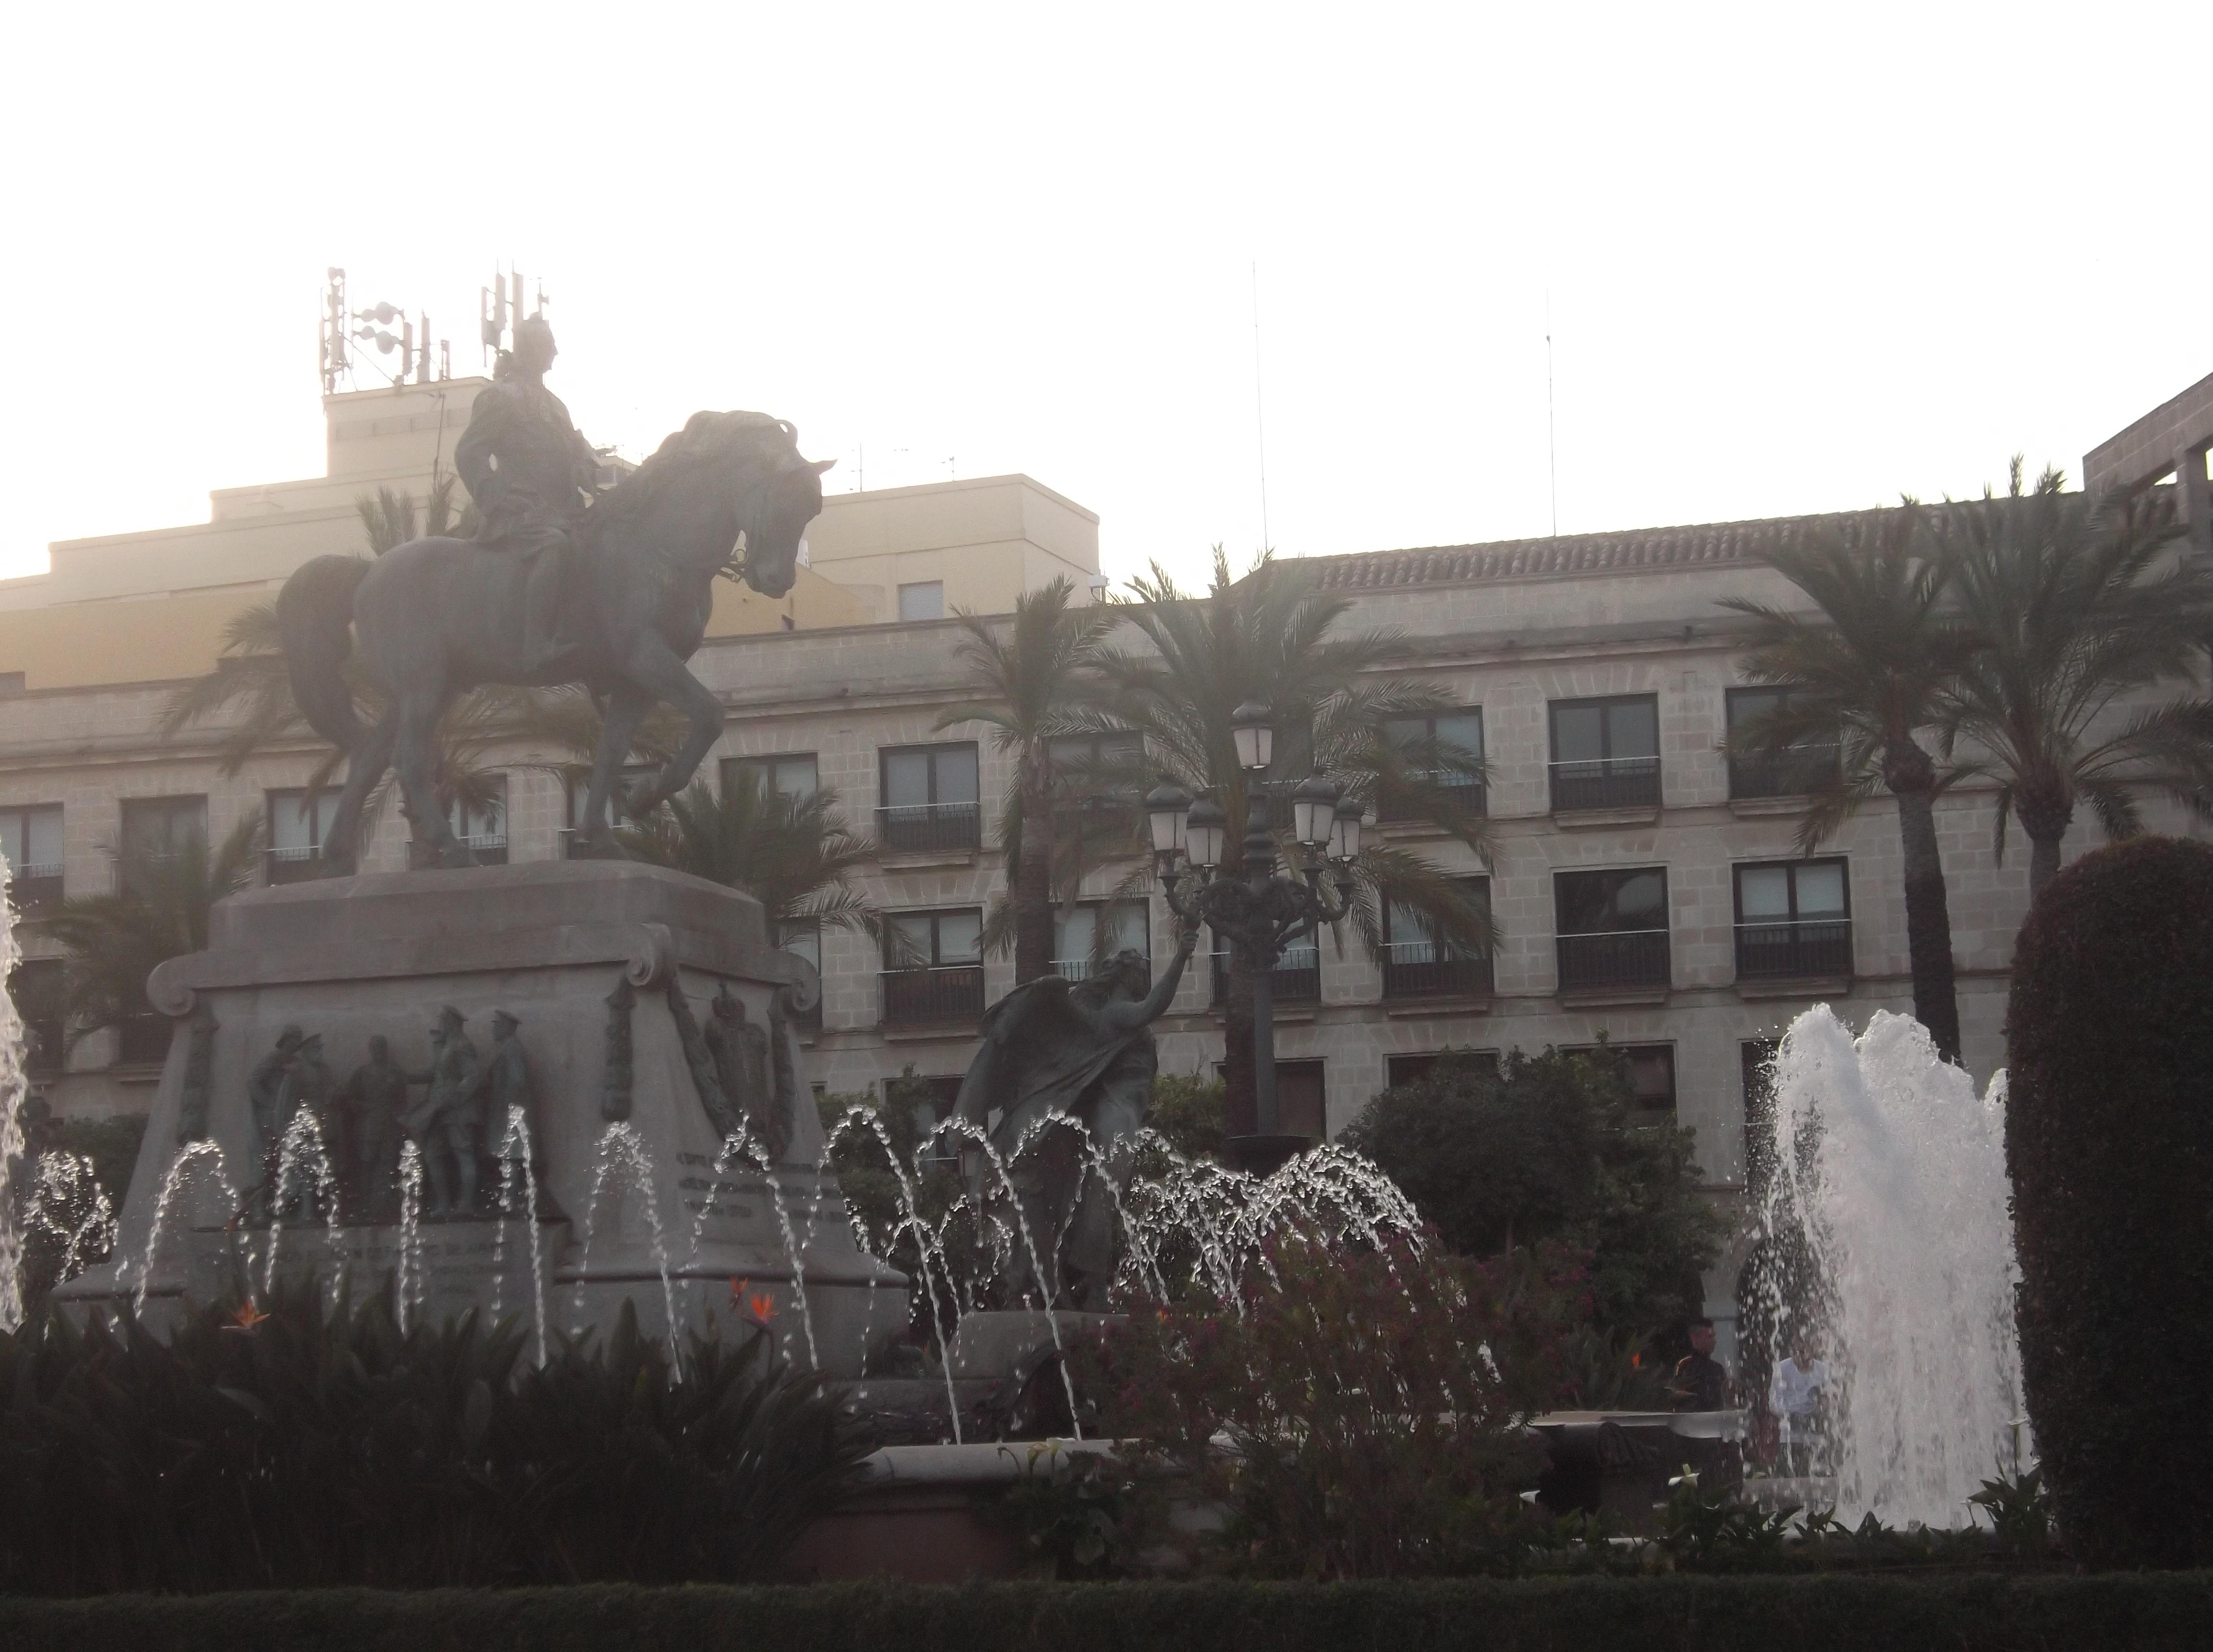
[1545,289,1558,538]
[1252,261,1270,554]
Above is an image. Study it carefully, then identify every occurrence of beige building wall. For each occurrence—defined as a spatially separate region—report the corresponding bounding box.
[798,474,1100,620]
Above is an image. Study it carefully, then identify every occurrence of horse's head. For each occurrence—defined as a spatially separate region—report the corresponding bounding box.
[603,411,834,599]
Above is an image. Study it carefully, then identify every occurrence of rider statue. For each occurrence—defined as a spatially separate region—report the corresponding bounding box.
[453,316,602,673]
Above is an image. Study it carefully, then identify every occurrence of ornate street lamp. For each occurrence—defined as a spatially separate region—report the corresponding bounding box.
[1152,752,1363,1175]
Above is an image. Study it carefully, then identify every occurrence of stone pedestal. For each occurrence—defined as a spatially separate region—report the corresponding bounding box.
[56,861,909,1374]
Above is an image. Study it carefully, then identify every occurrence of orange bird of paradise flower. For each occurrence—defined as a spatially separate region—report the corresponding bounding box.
[226,1301,270,1332]
[730,1278,777,1322]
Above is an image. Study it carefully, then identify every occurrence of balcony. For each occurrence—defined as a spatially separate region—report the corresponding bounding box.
[1728,744,1841,802]
[264,845,328,885]
[1381,940,1494,1000]
[1549,755,1661,813]
[880,964,985,1027]
[1211,944,1320,1008]
[1735,918,1852,981]
[1380,775,1487,824]
[7,862,63,915]
[877,800,981,855]
[1556,928,1671,994]
[1052,956,1151,986]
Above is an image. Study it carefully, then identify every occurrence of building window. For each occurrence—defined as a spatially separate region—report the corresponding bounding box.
[1554,867,1670,992]
[1385,1049,1499,1090]
[0,803,64,913]
[898,581,945,622]
[450,777,508,865]
[1548,694,1661,812]
[1742,1038,1780,1198]
[118,796,207,896]
[1381,879,1494,999]
[778,918,823,1031]
[1054,901,1150,982]
[266,789,341,884]
[12,958,65,1079]
[1726,688,1842,800]
[1734,859,1851,980]
[1565,1042,1678,1122]
[1379,710,1486,821]
[1211,933,1320,1007]
[881,908,985,1025]
[1213,1057,1328,1139]
[565,764,658,851]
[723,753,819,802]
[878,742,981,853]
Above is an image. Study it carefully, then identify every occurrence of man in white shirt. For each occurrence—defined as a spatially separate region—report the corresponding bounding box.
[1768,1329,1829,1476]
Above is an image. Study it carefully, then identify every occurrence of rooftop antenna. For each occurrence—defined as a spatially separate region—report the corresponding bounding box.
[1252,260,1271,553]
[1545,286,1558,538]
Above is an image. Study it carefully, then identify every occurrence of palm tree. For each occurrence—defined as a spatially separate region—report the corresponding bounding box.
[617,773,893,950]
[1930,461,2213,899]
[934,577,1119,984]
[1102,549,1496,1130]
[40,817,261,1054]
[1722,508,1979,1061]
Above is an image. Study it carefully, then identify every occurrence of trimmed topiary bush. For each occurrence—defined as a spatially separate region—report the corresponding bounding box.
[2006,835,2213,1567]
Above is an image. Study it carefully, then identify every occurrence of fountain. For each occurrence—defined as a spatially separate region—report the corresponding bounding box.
[1746,1005,2026,1529]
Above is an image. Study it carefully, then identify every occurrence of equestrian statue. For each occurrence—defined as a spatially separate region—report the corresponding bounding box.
[274,316,832,873]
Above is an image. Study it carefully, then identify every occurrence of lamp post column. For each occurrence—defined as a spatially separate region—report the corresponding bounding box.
[1242,818,1280,1138]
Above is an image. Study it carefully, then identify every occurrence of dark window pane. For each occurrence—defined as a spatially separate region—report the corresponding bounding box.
[1607,698,1659,759]
[1552,704,1604,764]
[936,745,979,806]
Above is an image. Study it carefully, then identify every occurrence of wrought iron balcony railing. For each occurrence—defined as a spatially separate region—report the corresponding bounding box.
[880,964,986,1026]
[1381,940,1494,1000]
[876,800,982,854]
[1555,927,1671,992]
[1735,918,1853,980]
[1210,944,1320,1007]
[1548,755,1662,813]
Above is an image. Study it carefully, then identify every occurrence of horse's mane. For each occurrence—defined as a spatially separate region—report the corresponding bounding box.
[590,411,802,528]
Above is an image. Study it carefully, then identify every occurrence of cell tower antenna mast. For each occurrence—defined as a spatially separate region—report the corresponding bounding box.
[1252,260,1271,554]
[1545,286,1558,538]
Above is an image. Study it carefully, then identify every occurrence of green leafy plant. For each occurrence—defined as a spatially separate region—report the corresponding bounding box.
[1967,1466,2054,1561]
[1339,1045,1727,1352]
[992,1441,1153,1579]
[1080,1233,1582,1578]
[0,1281,871,1593]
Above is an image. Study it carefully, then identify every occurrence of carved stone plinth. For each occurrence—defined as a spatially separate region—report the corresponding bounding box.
[57,861,908,1374]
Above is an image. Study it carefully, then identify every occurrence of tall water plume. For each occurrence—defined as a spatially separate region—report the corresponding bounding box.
[0,855,26,1329]
[1750,1006,2024,1528]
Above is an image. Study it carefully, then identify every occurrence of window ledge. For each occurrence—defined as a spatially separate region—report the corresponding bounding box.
[1210,1004,1319,1025]
[1551,805,1662,830]
[1382,996,1495,1020]
[1727,796,1813,819]
[880,1023,982,1043]
[876,849,982,871]
[1555,985,1672,1008]
[1734,975,1852,1002]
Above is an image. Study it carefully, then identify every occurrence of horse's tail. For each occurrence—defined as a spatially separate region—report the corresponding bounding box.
[276,556,370,750]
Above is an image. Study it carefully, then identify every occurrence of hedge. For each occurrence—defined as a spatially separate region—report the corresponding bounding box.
[2,1576,2211,1652]
[2006,835,2213,1567]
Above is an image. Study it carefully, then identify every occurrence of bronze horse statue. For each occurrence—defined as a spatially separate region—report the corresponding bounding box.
[276,411,832,874]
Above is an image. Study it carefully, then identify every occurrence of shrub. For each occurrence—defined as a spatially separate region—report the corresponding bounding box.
[1079,1234,1585,1577]
[0,1281,872,1593]
[2006,834,2213,1567]
[1340,1045,1727,1343]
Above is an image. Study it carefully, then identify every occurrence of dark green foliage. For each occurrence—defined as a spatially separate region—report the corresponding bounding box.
[0,1282,871,1593]
[1081,1236,1582,1578]
[2006,835,2213,1568]
[991,1442,1152,1579]
[1340,1045,1728,1343]
[1143,1072,1225,1162]
[4,1576,2213,1652]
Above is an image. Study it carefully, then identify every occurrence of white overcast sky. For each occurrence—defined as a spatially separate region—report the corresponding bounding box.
[4,2,2208,592]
